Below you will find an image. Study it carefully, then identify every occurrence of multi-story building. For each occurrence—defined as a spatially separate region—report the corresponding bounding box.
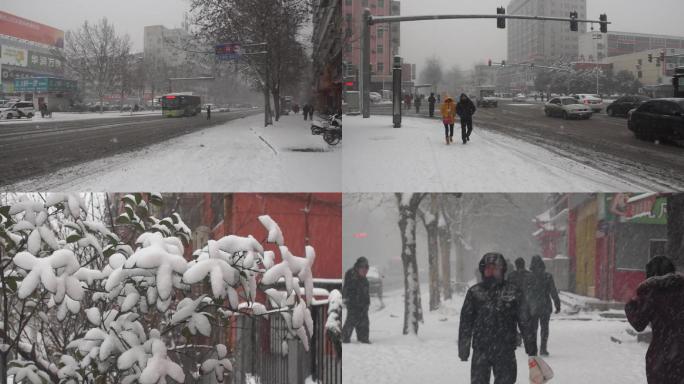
[501,0,586,93]
[606,48,684,87]
[312,0,343,114]
[508,0,587,65]
[143,25,191,68]
[342,0,399,91]
[0,11,66,99]
[579,31,684,63]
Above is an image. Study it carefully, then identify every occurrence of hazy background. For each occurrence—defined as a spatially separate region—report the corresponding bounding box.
[399,0,684,70]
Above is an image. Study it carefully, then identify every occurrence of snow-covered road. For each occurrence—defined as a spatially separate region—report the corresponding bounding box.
[342,115,642,192]
[4,114,341,191]
[343,287,648,384]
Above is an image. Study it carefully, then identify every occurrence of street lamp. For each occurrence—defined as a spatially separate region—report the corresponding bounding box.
[593,33,602,94]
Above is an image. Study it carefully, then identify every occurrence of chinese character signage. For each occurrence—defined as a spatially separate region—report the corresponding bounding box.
[28,51,63,73]
[215,43,242,60]
[606,193,667,225]
[13,77,77,93]
[0,45,28,67]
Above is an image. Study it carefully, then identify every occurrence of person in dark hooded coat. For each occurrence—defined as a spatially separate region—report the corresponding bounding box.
[507,257,532,347]
[456,93,477,144]
[459,252,537,384]
[527,255,561,356]
[342,256,371,343]
[625,255,684,384]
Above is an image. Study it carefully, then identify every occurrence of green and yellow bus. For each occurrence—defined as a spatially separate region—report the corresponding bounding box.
[160,94,202,117]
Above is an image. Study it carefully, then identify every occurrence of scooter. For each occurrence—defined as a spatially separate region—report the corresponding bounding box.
[311,114,342,145]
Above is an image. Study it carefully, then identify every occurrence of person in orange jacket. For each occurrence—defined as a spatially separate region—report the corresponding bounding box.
[440,95,457,145]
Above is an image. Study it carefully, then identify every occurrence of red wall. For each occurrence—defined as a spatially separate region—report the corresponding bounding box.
[226,193,342,279]
[613,270,646,302]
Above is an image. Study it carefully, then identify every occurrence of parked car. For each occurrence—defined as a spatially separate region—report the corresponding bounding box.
[628,98,684,142]
[544,97,592,119]
[606,95,650,117]
[572,94,605,112]
[477,96,498,108]
[369,92,382,103]
[0,101,36,119]
[513,93,527,102]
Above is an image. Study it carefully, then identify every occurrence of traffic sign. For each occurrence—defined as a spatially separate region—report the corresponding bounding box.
[215,43,242,60]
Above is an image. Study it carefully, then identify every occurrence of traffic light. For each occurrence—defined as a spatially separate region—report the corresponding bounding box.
[660,51,666,62]
[599,14,608,33]
[656,57,661,67]
[648,54,653,63]
[569,11,578,32]
[497,7,506,29]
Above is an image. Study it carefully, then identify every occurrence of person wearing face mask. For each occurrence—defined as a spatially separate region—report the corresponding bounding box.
[459,252,537,384]
[342,256,371,344]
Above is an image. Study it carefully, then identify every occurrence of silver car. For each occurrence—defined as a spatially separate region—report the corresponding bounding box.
[544,97,593,119]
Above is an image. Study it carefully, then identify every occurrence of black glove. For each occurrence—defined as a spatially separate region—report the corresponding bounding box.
[459,352,469,362]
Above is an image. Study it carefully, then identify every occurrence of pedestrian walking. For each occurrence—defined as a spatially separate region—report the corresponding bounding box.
[428,93,436,117]
[527,255,561,356]
[437,94,441,104]
[303,104,310,121]
[456,93,477,144]
[625,255,684,384]
[415,95,422,114]
[206,104,211,120]
[440,96,457,145]
[507,257,532,347]
[459,252,537,384]
[307,103,314,120]
[342,257,371,344]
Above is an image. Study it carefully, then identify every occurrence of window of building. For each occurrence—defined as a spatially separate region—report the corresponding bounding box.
[362,0,368,6]
[377,28,384,38]
[377,44,383,54]
[345,0,352,4]
[378,0,384,7]
[377,62,384,72]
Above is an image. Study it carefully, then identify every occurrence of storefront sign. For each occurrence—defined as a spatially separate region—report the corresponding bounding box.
[27,50,63,73]
[0,45,28,67]
[606,193,667,225]
[0,11,64,48]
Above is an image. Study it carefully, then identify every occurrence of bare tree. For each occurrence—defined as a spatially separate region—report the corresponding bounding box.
[190,0,310,125]
[58,18,131,113]
[420,56,444,92]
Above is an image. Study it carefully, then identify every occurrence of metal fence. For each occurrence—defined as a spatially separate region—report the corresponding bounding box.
[233,302,342,384]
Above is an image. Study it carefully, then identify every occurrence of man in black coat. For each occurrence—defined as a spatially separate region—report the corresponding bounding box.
[459,252,537,384]
[456,93,477,144]
[342,256,371,343]
[428,93,436,117]
[527,255,561,356]
[625,255,684,384]
[507,257,532,347]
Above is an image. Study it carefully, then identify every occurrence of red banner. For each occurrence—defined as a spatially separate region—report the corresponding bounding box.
[0,11,64,48]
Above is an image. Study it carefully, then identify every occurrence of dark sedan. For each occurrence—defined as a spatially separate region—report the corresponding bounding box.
[628,98,684,143]
[606,95,650,117]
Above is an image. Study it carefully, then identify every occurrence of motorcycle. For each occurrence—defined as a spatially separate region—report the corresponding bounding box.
[311,113,342,145]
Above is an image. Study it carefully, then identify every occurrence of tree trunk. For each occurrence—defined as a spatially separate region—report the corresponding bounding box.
[438,209,452,300]
[263,87,273,127]
[397,195,423,335]
[668,193,684,270]
[426,195,440,311]
[273,88,281,122]
[99,95,104,114]
[0,352,6,384]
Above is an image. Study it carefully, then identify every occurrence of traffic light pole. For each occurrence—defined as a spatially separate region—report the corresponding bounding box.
[360,12,610,118]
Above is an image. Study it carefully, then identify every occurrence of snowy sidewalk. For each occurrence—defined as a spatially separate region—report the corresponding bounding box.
[343,287,647,384]
[5,114,341,191]
[343,115,641,192]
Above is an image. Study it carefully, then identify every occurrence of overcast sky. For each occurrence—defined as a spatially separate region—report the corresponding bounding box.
[2,0,190,52]
[399,0,684,72]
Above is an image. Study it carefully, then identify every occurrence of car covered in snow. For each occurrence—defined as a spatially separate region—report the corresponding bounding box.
[369,92,382,103]
[628,98,684,142]
[477,96,498,108]
[512,93,527,103]
[0,101,35,119]
[572,94,605,112]
[544,97,592,119]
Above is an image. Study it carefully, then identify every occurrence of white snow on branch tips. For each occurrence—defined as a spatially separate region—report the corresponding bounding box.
[139,339,185,384]
[259,215,284,245]
[170,296,212,336]
[201,344,233,381]
[325,290,343,336]
[7,360,51,384]
[13,249,83,302]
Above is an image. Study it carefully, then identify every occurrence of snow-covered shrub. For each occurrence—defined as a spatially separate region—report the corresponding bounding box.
[0,193,324,382]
